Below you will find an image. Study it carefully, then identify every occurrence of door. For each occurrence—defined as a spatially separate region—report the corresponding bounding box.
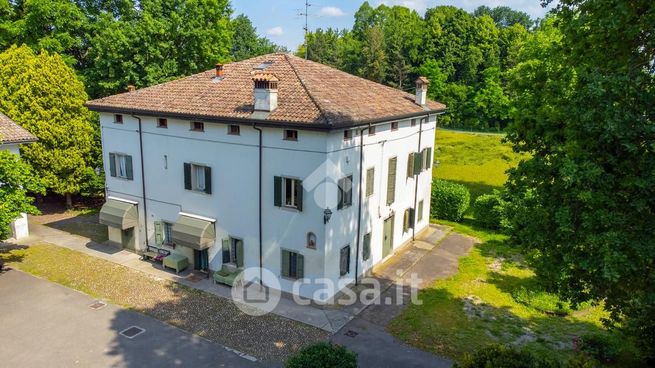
[194,249,209,271]
[383,215,394,258]
[121,228,135,251]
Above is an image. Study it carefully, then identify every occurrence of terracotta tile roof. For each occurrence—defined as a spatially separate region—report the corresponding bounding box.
[0,112,37,144]
[86,54,446,129]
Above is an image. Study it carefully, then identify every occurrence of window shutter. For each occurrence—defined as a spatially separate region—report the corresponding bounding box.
[409,208,415,229]
[407,153,415,178]
[345,176,352,206]
[236,239,244,268]
[366,168,374,196]
[204,166,212,194]
[222,238,230,264]
[337,178,344,210]
[274,176,282,207]
[125,155,134,180]
[418,201,424,222]
[184,163,192,190]
[295,179,303,211]
[425,147,432,169]
[340,246,350,276]
[109,153,116,177]
[386,157,397,205]
[363,233,371,261]
[154,221,163,245]
[281,250,290,278]
[403,209,409,232]
[414,151,423,175]
[296,253,304,278]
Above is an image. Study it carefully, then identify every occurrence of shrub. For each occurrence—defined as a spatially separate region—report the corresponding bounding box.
[455,345,559,368]
[564,354,599,368]
[578,333,621,363]
[511,286,572,316]
[431,180,470,222]
[473,192,508,229]
[286,342,357,368]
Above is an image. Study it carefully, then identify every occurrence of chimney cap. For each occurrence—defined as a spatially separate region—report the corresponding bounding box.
[416,76,429,86]
[127,84,136,92]
[251,71,279,83]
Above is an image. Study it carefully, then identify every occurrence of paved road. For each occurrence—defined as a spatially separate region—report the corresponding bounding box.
[0,270,262,368]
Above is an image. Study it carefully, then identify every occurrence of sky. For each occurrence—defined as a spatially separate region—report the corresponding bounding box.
[231,0,556,51]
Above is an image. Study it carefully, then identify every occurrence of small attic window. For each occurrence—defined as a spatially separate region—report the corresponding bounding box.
[254,61,274,70]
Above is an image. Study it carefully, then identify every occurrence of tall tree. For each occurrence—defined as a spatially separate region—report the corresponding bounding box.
[0,45,97,207]
[505,0,655,358]
[474,5,534,29]
[361,26,386,83]
[0,150,44,240]
[231,14,283,61]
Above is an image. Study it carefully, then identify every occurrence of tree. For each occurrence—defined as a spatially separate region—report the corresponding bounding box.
[474,5,534,29]
[505,0,655,359]
[0,45,97,208]
[0,150,44,240]
[361,26,386,83]
[231,14,283,61]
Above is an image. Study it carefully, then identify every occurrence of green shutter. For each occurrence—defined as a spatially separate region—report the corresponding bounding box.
[204,166,212,194]
[154,221,163,245]
[281,250,290,278]
[109,153,116,177]
[366,168,374,196]
[184,163,192,190]
[407,153,414,178]
[414,151,423,175]
[409,208,415,229]
[363,233,371,261]
[345,176,352,206]
[418,200,424,222]
[222,238,230,264]
[125,155,133,180]
[337,177,344,210]
[296,253,304,278]
[403,209,409,232]
[274,176,282,207]
[236,239,244,267]
[295,179,303,211]
[386,157,397,205]
[425,147,432,169]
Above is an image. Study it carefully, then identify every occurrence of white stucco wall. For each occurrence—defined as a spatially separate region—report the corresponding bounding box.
[1,143,30,239]
[100,112,436,301]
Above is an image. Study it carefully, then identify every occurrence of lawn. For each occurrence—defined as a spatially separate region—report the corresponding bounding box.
[389,130,639,365]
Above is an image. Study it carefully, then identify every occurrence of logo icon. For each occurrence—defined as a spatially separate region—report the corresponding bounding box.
[230,267,281,316]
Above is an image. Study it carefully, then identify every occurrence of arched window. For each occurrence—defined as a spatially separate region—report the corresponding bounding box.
[307,232,317,249]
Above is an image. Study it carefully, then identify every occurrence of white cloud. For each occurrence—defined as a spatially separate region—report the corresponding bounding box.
[319,6,347,17]
[266,26,284,37]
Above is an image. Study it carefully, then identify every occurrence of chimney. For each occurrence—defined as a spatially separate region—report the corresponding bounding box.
[127,84,136,92]
[415,76,429,106]
[215,63,225,78]
[252,72,279,112]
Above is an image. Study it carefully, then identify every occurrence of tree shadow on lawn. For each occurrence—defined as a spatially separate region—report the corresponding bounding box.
[43,212,109,243]
[0,243,27,266]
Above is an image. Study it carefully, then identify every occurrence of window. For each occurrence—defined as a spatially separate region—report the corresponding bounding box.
[337,175,353,210]
[422,147,433,170]
[114,114,123,124]
[157,118,168,128]
[363,233,371,261]
[108,153,133,180]
[154,221,174,246]
[281,249,304,279]
[418,200,424,222]
[386,157,397,205]
[191,121,204,131]
[274,176,303,211]
[228,125,240,135]
[307,232,317,249]
[391,121,399,131]
[184,163,212,194]
[411,118,417,127]
[340,245,351,276]
[284,129,298,141]
[408,152,423,178]
[222,237,244,267]
[407,153,415,179]
[163,222,174,244]
[368,126,376,136]
[366,168,375,197]
[343,130,352,140]
[403,208,415,233]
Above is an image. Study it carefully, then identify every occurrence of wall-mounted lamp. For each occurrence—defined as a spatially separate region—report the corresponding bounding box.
[324,208,333,224]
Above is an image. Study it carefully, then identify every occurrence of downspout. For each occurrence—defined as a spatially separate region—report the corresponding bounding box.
[354,124,369,285]
[132,114,149,248]
[412,116,427,241]
[253,124,263,285]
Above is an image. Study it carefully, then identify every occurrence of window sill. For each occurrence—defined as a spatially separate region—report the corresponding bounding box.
[190,129,204,132]
[283,138,298,142]
[111,176,133,181]
[157,126,168,129]
[186,189,211,196]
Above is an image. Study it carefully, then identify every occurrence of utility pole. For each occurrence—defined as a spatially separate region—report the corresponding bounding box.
[299,0,311,59]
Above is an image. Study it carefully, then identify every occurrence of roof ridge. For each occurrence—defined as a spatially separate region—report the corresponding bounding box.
[284,54,331,125]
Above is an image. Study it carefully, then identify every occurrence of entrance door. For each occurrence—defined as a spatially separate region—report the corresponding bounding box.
[194,249,209,271]
[121,228,135,251]
[383,215,394,258]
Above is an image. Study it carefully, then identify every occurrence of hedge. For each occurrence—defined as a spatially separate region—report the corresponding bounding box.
[455,345,559,368]
[473,192,507,229]
[431,180,470,222]
[286,342,357,368]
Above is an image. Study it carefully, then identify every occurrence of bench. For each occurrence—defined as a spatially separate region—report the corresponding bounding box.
[142,245,170,263]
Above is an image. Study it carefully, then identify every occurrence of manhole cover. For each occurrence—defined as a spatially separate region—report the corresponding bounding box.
[89,301,107,310]
[120,326,145,339]
[344,330,358,338]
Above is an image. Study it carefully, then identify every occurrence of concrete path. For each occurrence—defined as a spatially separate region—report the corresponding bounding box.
[0,270,262,368]
[331,226,478,368]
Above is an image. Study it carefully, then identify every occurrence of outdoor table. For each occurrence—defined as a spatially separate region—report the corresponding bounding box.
[163,254,189,274]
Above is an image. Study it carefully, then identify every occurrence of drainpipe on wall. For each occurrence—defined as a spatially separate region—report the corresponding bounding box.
[253,124,263,285]
[412,115,428,242]
[132,114,149,248]
[354,124,369,285]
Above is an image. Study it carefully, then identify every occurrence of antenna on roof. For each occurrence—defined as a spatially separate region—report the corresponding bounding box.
[298,0,312,60]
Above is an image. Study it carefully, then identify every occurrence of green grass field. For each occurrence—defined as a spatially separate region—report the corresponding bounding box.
[389,130,639,366]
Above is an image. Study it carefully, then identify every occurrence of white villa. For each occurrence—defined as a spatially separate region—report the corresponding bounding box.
[0,113,37,239]
[86,53,446,302]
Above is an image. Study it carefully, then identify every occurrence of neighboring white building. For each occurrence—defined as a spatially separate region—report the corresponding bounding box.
[87,53,446,302]
[0,113,38,239]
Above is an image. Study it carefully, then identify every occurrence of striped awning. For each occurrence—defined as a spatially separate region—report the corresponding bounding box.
[171,214,216,250]
[99,199,138,230]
